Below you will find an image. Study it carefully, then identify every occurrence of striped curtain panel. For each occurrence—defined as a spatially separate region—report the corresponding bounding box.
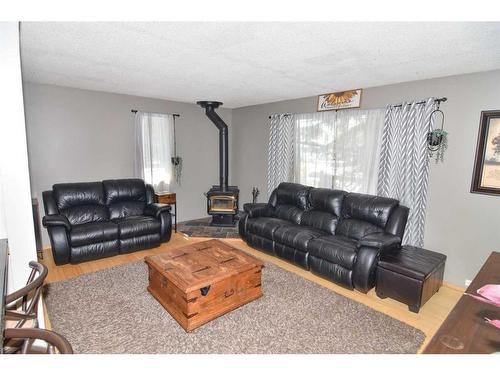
[267,114,295,195]
[377,98,436,247]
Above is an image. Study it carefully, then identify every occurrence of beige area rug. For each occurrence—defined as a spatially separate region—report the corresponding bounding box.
[44,260,425,354]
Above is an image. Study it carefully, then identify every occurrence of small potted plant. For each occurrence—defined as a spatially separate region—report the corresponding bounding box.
[427,129,448,163]
[427,105,448,163]
[171,156,182,185]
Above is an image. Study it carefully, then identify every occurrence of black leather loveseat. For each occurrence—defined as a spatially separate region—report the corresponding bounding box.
[42,178,172,265]
[238,182,409,293]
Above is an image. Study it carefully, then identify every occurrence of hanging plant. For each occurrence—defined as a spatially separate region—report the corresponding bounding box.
[427,129,448,163]
[171,156,182,184]
[171,115,183,185]
[427,101,448,164]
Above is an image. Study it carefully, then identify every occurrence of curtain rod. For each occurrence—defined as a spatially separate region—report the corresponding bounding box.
[268,113,292,119]
[267,97,447,118]
[391,97,447,108]
[131,109,180,117]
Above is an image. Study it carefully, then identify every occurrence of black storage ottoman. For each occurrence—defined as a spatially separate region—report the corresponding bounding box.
[376,246,447,313]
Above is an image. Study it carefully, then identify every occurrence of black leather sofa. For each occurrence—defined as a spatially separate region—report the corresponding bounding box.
[238,182,409,293]
[42,179,172,265]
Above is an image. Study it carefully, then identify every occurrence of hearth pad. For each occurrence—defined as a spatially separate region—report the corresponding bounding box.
[177,217,240,238]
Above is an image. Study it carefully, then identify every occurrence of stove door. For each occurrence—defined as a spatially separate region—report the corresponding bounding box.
[208,195,237,214]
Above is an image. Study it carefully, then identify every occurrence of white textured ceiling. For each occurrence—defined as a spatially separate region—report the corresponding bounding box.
[20,22,500,108]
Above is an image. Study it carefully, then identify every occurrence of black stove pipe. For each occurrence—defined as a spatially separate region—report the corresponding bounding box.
[196,101,229,191]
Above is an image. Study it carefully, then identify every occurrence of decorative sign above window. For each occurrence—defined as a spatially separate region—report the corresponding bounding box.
[317,89,362,112]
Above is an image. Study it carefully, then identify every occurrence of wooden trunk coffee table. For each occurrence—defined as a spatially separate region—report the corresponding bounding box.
[145,239,264,332]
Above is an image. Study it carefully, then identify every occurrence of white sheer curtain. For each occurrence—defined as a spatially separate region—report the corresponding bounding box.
[134,112,174,193]
[294,108,385,194]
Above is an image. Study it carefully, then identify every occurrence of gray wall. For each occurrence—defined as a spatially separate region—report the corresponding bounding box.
[24,70,500,286]
[23,83,233,246]
[232,69,500,286]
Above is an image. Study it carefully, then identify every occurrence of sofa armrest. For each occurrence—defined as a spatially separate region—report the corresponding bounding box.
[44,224,71,265]
[352,246,379,293]
[42,215,71,231]
[358,232,401,251]
[144,203,171,219]
[243,203,271,218]
[145,184,156,204]
[238,212,249,237]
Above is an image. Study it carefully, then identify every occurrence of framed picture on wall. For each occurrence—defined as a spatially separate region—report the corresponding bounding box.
[317,89,362,111]
[471,110,500,196]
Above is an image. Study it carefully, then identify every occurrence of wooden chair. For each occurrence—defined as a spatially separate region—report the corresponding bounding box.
[4,328,73,354]
[3,261,48,353]
[4,261,47,329]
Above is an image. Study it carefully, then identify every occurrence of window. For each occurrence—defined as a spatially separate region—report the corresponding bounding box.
[134,112,174,193]
[294,109,384,194]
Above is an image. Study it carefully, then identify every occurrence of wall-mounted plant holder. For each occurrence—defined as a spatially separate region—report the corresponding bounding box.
[427,99,448,164]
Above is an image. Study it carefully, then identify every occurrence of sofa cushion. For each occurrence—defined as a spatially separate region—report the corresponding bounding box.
[308,188,346,217]
[273,204,304,224]
[103,179,147,205]
[53,181,105,210]
[70,221,119,247]
[341,193,399,228]
[309,256,353,289]
[107,201,147,220]
[300,210,339,235]
[335,218,383,240]
[273,182,311,210]
[307,235,358,269]
[113,216,161,239]
[119,233,161,254]
[246,217,294,239]
[60,205,109,226]
[53,182,108,225]
[274,243,310,269]
[246,232,275,254]
[103,179,147,219]
[273,225,325,252]
[70,240,119,263]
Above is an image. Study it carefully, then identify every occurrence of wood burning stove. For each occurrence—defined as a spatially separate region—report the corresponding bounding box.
[197,101,239,226]
[206,185,239,226]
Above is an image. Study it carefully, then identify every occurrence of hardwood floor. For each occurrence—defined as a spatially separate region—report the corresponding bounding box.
[40,233,463,353]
